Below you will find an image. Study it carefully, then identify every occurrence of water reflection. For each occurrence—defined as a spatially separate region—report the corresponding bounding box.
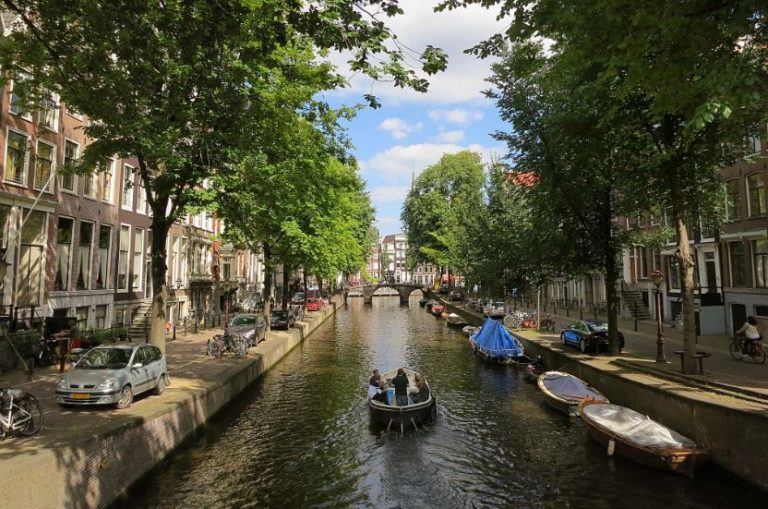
[118,296,768,509]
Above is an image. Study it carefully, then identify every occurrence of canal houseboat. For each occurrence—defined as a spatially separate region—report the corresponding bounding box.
[579,399,709,478]
[537,371,608,417]
[368,367,437,433]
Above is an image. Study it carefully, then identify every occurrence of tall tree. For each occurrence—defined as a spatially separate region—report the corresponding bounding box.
[0,0,446,350]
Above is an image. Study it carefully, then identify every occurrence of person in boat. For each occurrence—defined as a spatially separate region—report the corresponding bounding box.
[391,368,410,406]
[409,374,430,404]
[736,316,762,352]
[367,369,382,399]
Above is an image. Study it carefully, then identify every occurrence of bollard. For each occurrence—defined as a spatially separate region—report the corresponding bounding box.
[579,309,583,320]
[184,319,188,336]
[566,307,569,317]
[634,317,638,332]
[194,318,198,333]
[173,325,177,341]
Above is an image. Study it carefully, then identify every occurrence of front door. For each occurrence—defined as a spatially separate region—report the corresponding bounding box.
[731,303,747,335]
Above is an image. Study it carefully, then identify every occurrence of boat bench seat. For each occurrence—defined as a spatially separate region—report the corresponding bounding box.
[673,350,710,375]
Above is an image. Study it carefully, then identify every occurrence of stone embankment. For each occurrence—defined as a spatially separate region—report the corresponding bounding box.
[442,299,768,492]
[0,299,340,509]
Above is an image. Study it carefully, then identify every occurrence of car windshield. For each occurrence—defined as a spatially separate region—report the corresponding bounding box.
[586,321,608,332]
[230,316,256,326]
[292,292,305,300]
[271,311,288,319]
[76,347,132,369]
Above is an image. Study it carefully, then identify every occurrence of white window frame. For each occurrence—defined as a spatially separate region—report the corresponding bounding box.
[33,139,55,192]
[97,223,112,290]
[101,159,115,203]
[137,174,148,214]
[61,138,79,194]
[76,220,94,290]
[38,90,60,132]
[122,164,134,210]
[746,172,766,217]
[4,128,30,186]
[117,224,131,292]
[133,227,144,291]
[8,73,32,121]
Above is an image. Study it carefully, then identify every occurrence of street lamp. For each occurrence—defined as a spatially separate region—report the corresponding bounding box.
[651,270,667,363]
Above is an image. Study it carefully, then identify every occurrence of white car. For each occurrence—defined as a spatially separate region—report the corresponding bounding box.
[56,343,168,409]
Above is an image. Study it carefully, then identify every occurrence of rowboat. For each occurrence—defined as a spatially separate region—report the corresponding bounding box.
[537,371,608,417]
[418,297,430,307]
[579,399,709,477]
[445,313,469,328]
[462,325,480,337]
[368,367,437,433]
[430,302,445,316]
[469,318,536,365]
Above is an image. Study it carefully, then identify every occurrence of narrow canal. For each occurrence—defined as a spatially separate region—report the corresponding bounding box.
[120,296,767,509]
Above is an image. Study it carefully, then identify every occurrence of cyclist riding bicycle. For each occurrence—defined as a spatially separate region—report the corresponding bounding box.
[736,316,762,353]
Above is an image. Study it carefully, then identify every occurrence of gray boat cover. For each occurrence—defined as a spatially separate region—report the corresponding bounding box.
[540,371,607,402]
[582,403,697,449]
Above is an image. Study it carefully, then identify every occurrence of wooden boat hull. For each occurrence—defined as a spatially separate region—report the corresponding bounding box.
[579,400,709,477]
[537,371,607,418]
[369,367,437,431]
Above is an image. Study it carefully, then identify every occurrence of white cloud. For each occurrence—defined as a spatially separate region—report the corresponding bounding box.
[378,117,423,139]
[324,0,505,106]
[376,215,402,233]
[432,130,465,143]
[361,142,505,184]
[370,185,410,203]
[428,109,484,125]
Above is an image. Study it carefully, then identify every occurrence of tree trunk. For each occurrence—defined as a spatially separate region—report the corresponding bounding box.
[149,218,172,353]
[263,243,273,331]
[282,266,290,309]
[674,213,698,373]
[302,273,309,309]
[601,186,622,355]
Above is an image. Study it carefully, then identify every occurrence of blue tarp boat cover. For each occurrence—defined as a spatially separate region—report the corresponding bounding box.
[470,318,524,358]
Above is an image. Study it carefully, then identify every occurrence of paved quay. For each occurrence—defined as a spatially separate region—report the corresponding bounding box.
[446,300,768,491]
[0,300,340,509]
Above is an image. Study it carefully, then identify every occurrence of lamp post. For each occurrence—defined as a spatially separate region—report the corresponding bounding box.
[651,270,667,363]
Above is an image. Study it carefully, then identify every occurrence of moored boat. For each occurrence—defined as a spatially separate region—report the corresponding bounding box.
[537,371,608,417]
[462,325,480,337]
[368,367,437,433]
[418,297,430,307]
[430,302,445,316]
[469,318,532,365]
[425,300,435,311]
[579,399,709,478]
[446,313,469,327]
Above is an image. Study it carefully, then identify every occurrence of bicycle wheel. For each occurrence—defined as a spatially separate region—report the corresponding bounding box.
[15,395,43,436]
[234,338,248,358]
[206,338,222,358]
[503,316,514,328]
[729,341,744,361]
[750,345,767,365]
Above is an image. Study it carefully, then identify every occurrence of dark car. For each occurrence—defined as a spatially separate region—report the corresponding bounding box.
[449,290,464,301]
[560,319,625,353]
[270,309,295,330]
[439,283,451,294]
[227,313,267,346]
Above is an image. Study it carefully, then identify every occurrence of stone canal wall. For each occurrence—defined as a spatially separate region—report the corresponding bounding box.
[441,300,768,491]
[0,299,340,509]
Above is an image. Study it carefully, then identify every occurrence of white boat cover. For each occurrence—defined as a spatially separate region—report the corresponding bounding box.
[447,313,461,319]
[540,371,607,402]
[582,403,697,449]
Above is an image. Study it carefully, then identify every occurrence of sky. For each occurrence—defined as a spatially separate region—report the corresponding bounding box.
[323,1,510,236]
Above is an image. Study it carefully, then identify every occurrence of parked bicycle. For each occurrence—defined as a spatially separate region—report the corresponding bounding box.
[503,311,529,329]
[538,313,557,332]
[0,388,43,438]
[206,333,249,359]
[729,333,766,364]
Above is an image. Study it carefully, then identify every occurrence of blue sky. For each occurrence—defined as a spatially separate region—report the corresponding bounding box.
[323,1,509,235]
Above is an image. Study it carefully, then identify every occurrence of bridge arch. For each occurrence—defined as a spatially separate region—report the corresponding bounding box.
[347,283,431,305]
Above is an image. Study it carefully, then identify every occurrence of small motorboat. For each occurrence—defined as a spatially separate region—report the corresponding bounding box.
[579,399,709,478]
[430,302,445,316]
[537,371,608,417]
[368,367,437,433]
[462,325,480,337]
[445,313,468,327]
[469,318,534,365]
[418,297,430,307]
[425,300,435,311]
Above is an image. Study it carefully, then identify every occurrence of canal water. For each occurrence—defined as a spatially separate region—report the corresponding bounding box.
[120,296,768,509]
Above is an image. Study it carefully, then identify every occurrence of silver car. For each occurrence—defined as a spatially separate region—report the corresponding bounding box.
[55,343,168,409]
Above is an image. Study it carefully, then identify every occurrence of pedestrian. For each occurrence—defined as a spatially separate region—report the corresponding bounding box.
[391,368,410,406]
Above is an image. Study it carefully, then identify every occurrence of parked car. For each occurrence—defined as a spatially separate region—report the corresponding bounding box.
[226,313,267,346]
[291,292,306,305]
[449,290,464,301]
[439,283,451,294]
[475,298,492,313]
[270,309,295,330]
[483,301,506,318]
[560,319,625,353]
[55,344,167,409]
[306,297,322,311]
[290,304,304,321]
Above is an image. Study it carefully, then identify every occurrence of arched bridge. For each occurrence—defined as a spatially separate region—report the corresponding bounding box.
[345,283,431,305]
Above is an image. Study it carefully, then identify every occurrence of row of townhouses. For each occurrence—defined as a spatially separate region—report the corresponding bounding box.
[0,71,266,338]
[545,128,768,336]
[359,233,439,287]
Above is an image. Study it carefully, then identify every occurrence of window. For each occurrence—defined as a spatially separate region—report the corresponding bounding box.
[118,225,130,290]
[169,236,179,285]
[5,130,29,184]
[222,256,232,281]
[54,217,74,291]
[76,306,88,332]
[747,173,766,216]
[62,140,78,192]
[95,305,107,329]
[9,72,31,119]
[122,164,134,209]
[101,160,114,202]
[180,237,188,285]
[753,240,768,288]
[133,228,144,290]
[39,92,59,132]
[137,176,148,213]
[83,172,98,198]
[725,179,740,221]
[77,222,93,290]
[17,210,46,306]
[730,242,747,287]
[34,141,54,191]
[668,256,681,290]
[97,225,112,289]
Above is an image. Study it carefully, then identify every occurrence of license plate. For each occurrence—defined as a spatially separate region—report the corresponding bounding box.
[70,393,91,400]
